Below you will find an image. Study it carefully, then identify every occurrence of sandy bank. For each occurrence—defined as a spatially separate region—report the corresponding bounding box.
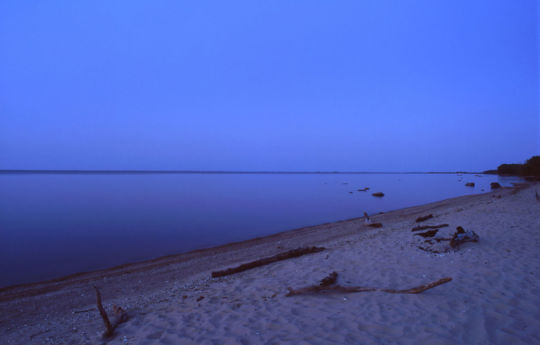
[1,184,539,344]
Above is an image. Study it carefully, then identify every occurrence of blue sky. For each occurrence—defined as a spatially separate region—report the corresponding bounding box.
[0,1,538,171]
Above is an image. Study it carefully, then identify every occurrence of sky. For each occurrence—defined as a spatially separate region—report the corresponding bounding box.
[0,0,538,172]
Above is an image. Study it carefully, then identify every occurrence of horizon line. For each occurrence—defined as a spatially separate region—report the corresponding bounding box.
[0,169,483,175]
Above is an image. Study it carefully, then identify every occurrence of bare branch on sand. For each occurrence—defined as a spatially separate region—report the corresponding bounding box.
[211,247,325,278]
[286,272,452,296]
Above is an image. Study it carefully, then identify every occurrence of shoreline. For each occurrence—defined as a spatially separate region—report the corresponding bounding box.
[0,186,509,298]
[1,182,539,344]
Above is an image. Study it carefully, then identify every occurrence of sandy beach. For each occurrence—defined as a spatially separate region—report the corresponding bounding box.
[1,183,539,345]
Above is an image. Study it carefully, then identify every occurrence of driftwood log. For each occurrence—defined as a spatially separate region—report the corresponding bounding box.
[415,214,433,222]
[414,229,439,238]
[211,247,325,278]
[286,272,452,296]
[93,286,128,338]
[411,224,448,232]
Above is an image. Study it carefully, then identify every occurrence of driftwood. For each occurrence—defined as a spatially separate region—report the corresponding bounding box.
[357,187,370,192]
[414,229,438,238]
[449,226,479,248]
[417,246,447,254]
[435,237,451,242]
[319,272,338,286]
[372,192,384,197]
[418,226,479,253]
[93,286,128,338]
[211,247,325,278]
[286,272,452,296]
[411,224,448,232]
[415,214,433,222]
[367,223,383,228]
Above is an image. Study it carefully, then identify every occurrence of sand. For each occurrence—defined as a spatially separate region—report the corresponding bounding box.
[1,183,539,345]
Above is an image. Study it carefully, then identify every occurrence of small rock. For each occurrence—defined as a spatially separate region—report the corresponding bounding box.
[490,182,501,189]
[372,192,384,197]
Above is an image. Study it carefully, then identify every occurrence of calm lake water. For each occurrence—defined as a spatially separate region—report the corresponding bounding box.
[0,172,522,287]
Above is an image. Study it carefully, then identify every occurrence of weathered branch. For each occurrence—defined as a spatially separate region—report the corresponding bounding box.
[286,274,452,296]
[211,247,325,278]
[414,229,439,238]
[415,214,433,222]
[94,286,113,337]
[93,286,128,338]
[411,224,448,232]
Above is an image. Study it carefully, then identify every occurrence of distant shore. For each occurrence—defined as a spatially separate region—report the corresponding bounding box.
[1,182,539,344]
[0,169,483,175]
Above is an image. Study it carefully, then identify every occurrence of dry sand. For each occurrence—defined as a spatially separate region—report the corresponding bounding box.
[1,183,539,345]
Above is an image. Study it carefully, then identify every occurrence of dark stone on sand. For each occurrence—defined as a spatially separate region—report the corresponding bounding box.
[490,182,501,189]
[372,192,384,197]
[319,272,338,287]
[415,214,433,222]
[465,182,475,187]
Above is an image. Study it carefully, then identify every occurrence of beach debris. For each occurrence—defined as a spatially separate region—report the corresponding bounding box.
[211,246,325,278]
[435,237,452,242]
[93,286,128,338]
[368,223,383,228]
[449,226,479,249]
[196,296,204,302]
[465,182,475,187]
[490,182,501,189]
[417,246,445,254]
[535,190,540,202]
[363,212,371,224]
[319,271,338,287]
[29,329,51,340]
[286,272,452,296]
[411,224,448,232]
[73,308,96,314]
[357,187,370,192]
[415,214,433,222]
[372,192,384,197]
[414,229,438,238]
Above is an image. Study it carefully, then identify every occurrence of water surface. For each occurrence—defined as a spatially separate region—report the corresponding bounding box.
[0,172,521,287]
